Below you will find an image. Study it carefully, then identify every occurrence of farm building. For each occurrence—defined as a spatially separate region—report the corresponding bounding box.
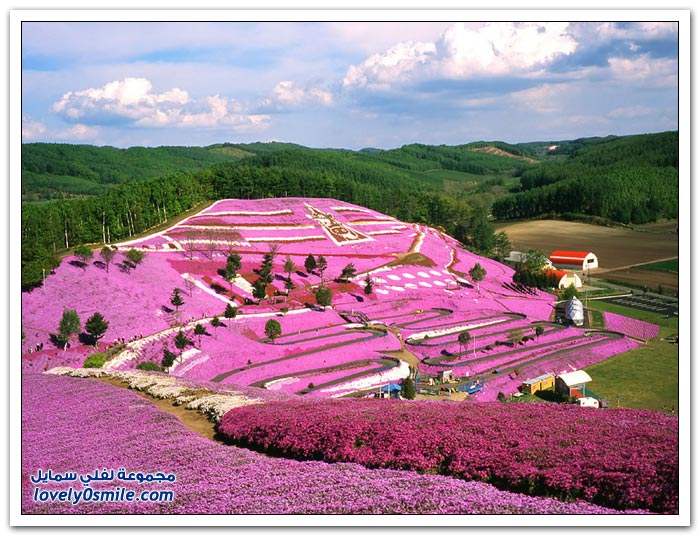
[543,269,583,289]
[521,373,555,394]
[438,370,456,383]
[555,370,592,399]
[549,251,598,271]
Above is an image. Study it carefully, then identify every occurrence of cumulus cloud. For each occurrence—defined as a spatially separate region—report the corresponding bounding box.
[510,83,570,114]
[22,115,47,140]
[343,22,577,90]
[343,40,437,90]
[55,124,100,141]
[52,77,270,130]
[261,80,334,110]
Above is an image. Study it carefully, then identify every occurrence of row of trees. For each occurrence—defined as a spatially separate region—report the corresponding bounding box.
[56,309,109,350]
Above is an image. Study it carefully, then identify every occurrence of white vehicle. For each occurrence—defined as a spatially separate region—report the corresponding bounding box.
[577,397,600,408]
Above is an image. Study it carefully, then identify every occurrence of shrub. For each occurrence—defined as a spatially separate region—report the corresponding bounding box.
[83,352,107,368]
[136,361,163,372]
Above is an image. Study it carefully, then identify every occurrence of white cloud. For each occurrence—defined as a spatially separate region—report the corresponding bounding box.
[263,80,334,110]
[343,40,437,89]
[22,115,47,140]
[55,124,100,141]
[343,22,577,89]
[51,77,270,131]
[607,105,655,119]
[437,22,577,78]
[510,83,570,114]
[608,55,678,87]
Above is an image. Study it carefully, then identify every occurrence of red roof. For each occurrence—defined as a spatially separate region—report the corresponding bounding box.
[542,268,570,282]
[549,251,592,263]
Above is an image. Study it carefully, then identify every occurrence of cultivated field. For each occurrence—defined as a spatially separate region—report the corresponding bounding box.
[495,219,679,290]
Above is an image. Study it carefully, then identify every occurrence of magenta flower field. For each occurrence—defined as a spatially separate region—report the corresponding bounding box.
[22,198,664,398]
[20,198,677,516]
[218,397,678,514]
[22,373,652,515]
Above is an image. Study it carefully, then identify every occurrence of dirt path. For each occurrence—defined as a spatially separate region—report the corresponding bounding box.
[92,376,223,443]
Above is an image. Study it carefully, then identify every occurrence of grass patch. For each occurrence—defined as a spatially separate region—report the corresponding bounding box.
[585,300,679,413]
[632,258,679,273]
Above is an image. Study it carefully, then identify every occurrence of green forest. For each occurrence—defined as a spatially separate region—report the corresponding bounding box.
[21,131,679,289]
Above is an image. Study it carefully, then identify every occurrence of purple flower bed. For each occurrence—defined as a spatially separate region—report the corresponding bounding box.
[21,372,646,515]
[218,398,678,514]
[604,312,660,340]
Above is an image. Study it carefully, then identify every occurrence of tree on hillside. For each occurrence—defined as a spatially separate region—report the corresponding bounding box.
[259,253,274,285]
[224,252,242,292]
[458,331,471,355]
[264,319,282,343]
[210,316,223,338]
[315,286,332,309]
[466,207,496,256]
[338,263,357,283]
[74,244,93,270]
[126,248,145,266]
[492,231,512,262]
[162,348,177,369]
[173,330,192,363]
[100,246,117,273]
[252,278,268,303]
[224,303,237,331]
[400,372,416,400]
[317,255,328,282]
[283,255,296,281]
[170,288,185,317]
[468,263,487,294]
[57,309,81,350]
[193,323,206,347]
[304,253,317,275]
[524,249,549,273]
[363,274,374,296]
[507,328,524,346]
[85,312,109,347]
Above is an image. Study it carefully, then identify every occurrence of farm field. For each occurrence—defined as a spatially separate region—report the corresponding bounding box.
[494,219,679,270]
[20,197,679,516]
[494,219,679,291]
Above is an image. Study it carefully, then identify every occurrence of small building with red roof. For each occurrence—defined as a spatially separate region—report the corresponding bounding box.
[549,250,598,271]
[543,268,583,289]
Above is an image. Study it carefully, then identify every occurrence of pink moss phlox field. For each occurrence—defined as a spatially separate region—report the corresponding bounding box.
[22,198,661,400]
[22,373,650,515]
[604,312,660,339]
[218,398,678,514]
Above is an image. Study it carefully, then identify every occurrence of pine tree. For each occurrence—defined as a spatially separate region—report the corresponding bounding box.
[468,263,487,294]
[458,330,471,355]
[85,312,109,347]
[338,263,357,283]
[193,323,206,346]
[363,274,373,295]
[224,303,237,331]
[173,330,191,363]
[224,253,242,292]
[210,316,223,338]
[304,253,317,275]
[401,373,416,400]
[170,288,185,317]
[252,278,268,302]
[315,286,332,309]
[317,255,328,282]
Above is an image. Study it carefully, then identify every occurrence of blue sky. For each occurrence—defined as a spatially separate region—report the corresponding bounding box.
[20,19,680,149]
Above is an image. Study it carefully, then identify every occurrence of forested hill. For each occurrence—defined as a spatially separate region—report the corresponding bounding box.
[491,131,679,225]
[20,131,679,289]
[21,143,248,202]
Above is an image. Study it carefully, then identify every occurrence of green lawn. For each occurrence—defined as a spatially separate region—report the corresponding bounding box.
[632,258,679,273]
[585,300,679,413]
